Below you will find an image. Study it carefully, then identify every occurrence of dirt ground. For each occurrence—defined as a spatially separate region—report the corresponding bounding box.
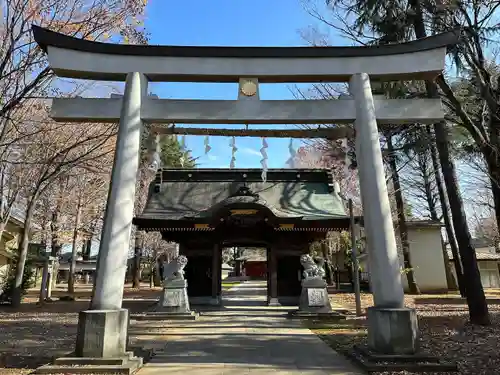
[314,289,500,375]
[0,283,161,375]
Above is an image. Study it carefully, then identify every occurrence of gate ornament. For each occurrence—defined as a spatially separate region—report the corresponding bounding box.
[240,80,257,96]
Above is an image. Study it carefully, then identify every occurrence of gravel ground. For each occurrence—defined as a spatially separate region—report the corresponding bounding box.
[312,290,500,375]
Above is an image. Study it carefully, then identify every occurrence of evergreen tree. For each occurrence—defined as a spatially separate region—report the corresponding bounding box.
[159,135,196,168]
[326,0,490,325]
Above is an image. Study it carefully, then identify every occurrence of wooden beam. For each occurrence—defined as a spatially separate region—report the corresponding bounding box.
[152,126,354,139]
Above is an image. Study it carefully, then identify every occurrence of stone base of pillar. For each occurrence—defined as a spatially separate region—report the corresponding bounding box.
[367,307,419,354]
[268,297,280,306]
[75,309,129,358]
[34,352,144,375]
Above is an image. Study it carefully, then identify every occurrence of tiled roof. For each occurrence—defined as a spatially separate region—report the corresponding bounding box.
[447,248,500,261]
[136,168,347,222]
[405,220,443,228]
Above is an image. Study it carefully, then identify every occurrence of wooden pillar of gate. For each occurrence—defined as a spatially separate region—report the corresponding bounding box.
[212,243,221,304]
[268,246,279,306]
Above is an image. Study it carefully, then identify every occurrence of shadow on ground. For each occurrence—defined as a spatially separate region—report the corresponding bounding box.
[0,298,156,370]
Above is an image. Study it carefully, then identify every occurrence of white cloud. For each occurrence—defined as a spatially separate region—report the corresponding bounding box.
[207,154,218,161]
[240,147,261,157]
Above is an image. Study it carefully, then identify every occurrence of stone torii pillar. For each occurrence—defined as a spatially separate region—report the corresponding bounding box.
[76,72,147,358]
[350,73,417,354]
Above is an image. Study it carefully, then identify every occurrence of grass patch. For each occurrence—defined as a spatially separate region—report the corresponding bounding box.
[221,282,240,287]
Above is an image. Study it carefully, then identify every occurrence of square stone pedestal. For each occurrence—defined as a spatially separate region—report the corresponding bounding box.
[298,278,332,313]
[288,278,345,320]
[159,279,190,313]
[75,309,129,358]
[138,279,198,320]
[367,307,419,354]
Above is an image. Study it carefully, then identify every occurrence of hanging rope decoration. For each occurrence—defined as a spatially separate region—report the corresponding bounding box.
[229,136,237,168]
[286,138,296,168]
[204,135,211,154]
[260,137,268,182]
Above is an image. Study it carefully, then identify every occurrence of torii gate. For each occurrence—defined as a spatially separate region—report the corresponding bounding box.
[32,25,455,362]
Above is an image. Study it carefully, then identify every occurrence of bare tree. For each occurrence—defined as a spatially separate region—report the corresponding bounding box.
[0,0,147,307]
[11,107,117,306]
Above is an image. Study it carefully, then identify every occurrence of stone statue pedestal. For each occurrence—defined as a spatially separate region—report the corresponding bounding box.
[159,279,190,313]
[299,278,332,313]
[131,255,198,321]
[288,278,345,320]
[137,279,198,321]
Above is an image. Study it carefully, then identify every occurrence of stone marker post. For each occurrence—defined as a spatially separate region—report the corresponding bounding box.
[350,73,418,354]
[75,72,147,358]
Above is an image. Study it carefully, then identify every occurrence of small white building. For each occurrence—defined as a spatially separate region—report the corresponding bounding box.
[359,220,449,293]
[359,220,500,293]
[447,239,500,289]
[400,221,449,293]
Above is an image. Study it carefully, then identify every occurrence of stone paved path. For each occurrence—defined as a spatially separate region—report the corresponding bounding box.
[135,281,364,375]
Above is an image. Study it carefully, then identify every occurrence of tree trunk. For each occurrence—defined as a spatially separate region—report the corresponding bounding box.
[82,239,91,261]
[485,84,500,239]
[153,256,162,287]
[68,197,82,294]
[440,234,458,290]
[321,241,335,285]
[132,230,143,288]
[485,153,500,240]
[434,121,489,324]
[408,0,490,325]
[11,197,37,308]
[427,126,463,293]
[417,131,460,291]
[387,135,420,294]
[49,188,65,291]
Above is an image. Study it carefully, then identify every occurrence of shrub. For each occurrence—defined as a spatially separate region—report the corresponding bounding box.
[0,253,35,304]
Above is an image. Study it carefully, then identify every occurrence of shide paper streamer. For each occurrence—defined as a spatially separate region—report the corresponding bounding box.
[260,137,268,182]
[204,135,211,154]
[229,136,237,169]
[179,134,187,167]
[286,138,296,168]
[180,135,187,151]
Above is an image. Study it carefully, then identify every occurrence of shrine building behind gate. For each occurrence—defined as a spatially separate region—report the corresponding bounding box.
[133,167,353,305]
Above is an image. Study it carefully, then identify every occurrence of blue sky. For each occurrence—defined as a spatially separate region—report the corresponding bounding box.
[143,0,343,169]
